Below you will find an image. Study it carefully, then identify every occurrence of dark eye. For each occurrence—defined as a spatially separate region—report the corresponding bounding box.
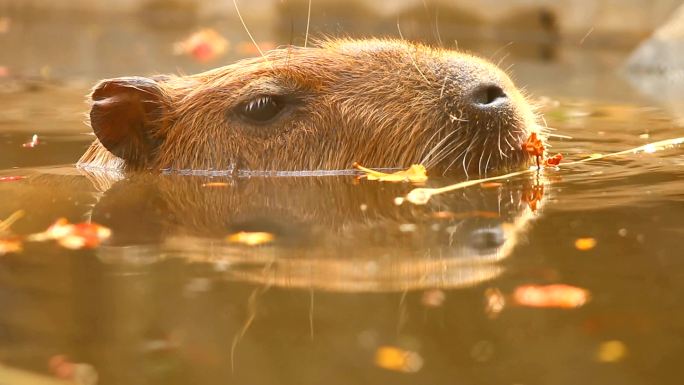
[239,95,284,123]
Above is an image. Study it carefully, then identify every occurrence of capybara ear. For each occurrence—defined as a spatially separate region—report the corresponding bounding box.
[89,76,166,164]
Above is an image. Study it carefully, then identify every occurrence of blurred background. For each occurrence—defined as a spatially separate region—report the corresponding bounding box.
[0,0,680,82]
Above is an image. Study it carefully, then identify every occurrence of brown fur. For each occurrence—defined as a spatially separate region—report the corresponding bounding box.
[78,38,542,175]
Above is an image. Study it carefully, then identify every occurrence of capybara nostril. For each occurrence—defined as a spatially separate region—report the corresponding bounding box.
[470,83,508,107]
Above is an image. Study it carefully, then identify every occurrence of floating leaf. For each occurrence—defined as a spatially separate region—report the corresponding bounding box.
[401,136,684,205]
[21,134,40,148]
[486,284,589,314]
[374,346,423,373]
[0,176,26,182]
[512,284,590,309]
[226,231,274,246]
[574,237,597,251]
[28,219,111,249]
[522,133,565,168]
[353,163,427,183]
[595,340,628,363]
[543,153,564,167]
[522,132,545,167]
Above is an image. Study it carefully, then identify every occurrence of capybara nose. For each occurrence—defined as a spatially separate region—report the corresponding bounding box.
[469,83,508,108]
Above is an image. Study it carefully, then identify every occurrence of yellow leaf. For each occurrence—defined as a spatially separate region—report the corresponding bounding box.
[374,346,423,373]
[574,237,597,251]
[354,163,428,183]
[226,231,274,246]
[595,340,628,363]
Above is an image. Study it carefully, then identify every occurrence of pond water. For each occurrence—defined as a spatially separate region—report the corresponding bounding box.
[1,11,684,385]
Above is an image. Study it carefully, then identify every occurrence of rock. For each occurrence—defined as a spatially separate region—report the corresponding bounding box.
[626,3,684,78]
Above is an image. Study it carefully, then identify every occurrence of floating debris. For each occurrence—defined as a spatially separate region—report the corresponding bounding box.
[374,346,424,373]
[512,284,590,309]
[226,231,274,246]
[574,237,597,251]
[400,136,684,205]
[353,162,428,183]
[27,219,111,250]
[522,132,546,167]
[2,212,111,252]
[522,133,564,168]
[486,284,590,315]
[22,134,40,148]
[595,340,628,363]
[0,176,26,182]
[543,153,563,167]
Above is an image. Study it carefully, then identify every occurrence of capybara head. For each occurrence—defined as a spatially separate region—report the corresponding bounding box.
[78,38,541,175]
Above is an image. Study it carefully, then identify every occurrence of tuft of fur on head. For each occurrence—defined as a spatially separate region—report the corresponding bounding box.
[78,38,542,176]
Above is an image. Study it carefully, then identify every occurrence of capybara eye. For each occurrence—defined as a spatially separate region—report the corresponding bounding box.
[239,95,284,123]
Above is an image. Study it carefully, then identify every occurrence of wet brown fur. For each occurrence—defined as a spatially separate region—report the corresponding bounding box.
[79,38,542,175]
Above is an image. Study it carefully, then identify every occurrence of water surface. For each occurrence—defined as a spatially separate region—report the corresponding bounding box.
[1,13,684,385]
